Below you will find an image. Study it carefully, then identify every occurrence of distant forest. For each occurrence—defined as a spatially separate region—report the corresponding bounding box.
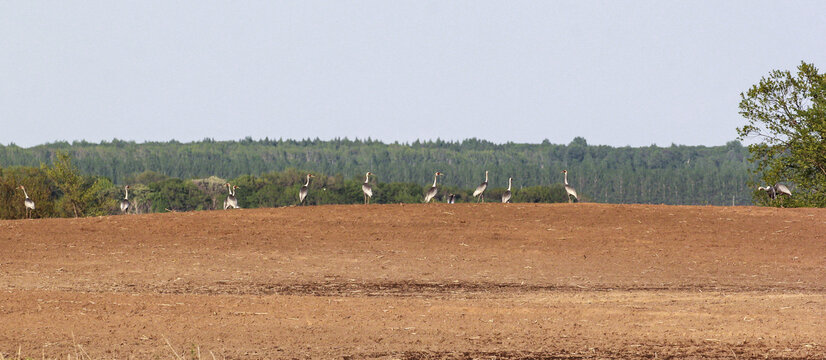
[0,137,755,206]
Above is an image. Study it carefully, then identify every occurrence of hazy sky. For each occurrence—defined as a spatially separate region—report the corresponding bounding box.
[2,1,825,148]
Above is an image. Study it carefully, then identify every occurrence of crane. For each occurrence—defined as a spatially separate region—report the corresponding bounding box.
[120,185,131,214]
[299,174,315,205]
[758,184,792,200]
[502,177,513,203]
[424,172,443,203]
[473,170,489,203]
[18,185,35,219]
[224,183,239,209]
[562,170,578,203]
[362,172,375,204]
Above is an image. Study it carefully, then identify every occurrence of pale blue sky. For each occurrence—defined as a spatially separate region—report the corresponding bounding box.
[2,1,825,148]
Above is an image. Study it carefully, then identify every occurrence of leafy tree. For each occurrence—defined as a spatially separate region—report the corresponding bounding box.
[146,178,210,212]
[126,170,169,185]
[80,177,119,216]
[0,166,57,219]
[42,152,89,217]
[192,176,230,210]
[737,61,826,207]
[514,185,568,203]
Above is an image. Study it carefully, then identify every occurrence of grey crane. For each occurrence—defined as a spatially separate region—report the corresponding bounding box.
[562,170,578,203]
[502,177,513,203]
[18,185,35,219]
[424,172,443,203]
[299,174,315,205]
[472,170,489,203]
[120,185,131,214]
[224,183,239,209]
[362,172,375,204]
[758,184,792,200]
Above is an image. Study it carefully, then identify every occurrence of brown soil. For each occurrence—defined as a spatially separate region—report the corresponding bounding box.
[1,203,825,359]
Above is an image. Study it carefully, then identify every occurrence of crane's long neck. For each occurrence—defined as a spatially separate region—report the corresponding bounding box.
[507,178,512,191]
[305,175,311,186]
[22,187,29,199]
[365,173,370,183]
[125,186,129,200]
[484,171,488,182]
[564,172,569,185]
[432,174,439,187]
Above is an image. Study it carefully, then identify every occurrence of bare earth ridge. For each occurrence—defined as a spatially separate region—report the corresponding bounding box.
[1,203,825,359]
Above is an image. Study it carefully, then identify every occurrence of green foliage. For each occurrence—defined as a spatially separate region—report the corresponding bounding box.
[513,184,569,203]
[0,137,755,206]
[40,152,117,217]
[147,178,211,212]
[192,176,231,210]
[41,152,86,217]
[0,166,56,219]
[737,61,826,207]
[81,177,119,216]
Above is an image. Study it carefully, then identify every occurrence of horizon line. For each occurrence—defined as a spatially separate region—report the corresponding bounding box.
[1,136,745,149]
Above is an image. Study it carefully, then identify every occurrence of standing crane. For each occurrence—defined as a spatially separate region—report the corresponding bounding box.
[447,194,456,204]
[473,170,489,203]
[18,185,35,219]
[502,177,513,203]
[120,185,131,214]
[299,174,315,205]
[424,172,443,203]
[223,183,231,210]
[758,184,792,200]
[362,172,375,204]
[224,183,239,209]
[562,170,578,203]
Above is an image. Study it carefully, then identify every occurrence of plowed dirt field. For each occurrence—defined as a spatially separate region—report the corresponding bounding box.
[1,203,825,359]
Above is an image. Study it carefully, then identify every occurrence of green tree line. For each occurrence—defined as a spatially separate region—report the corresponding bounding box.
[1,152,573,219]
[0,137,756,210]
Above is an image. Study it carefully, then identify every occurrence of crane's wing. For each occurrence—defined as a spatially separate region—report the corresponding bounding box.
[424,186,438,203]
[502,190,511,203]
[473,183,487,197]
[299,186,308,202]
[362,183,373,197]
[774,184,792,196]
[565,185,578,200]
